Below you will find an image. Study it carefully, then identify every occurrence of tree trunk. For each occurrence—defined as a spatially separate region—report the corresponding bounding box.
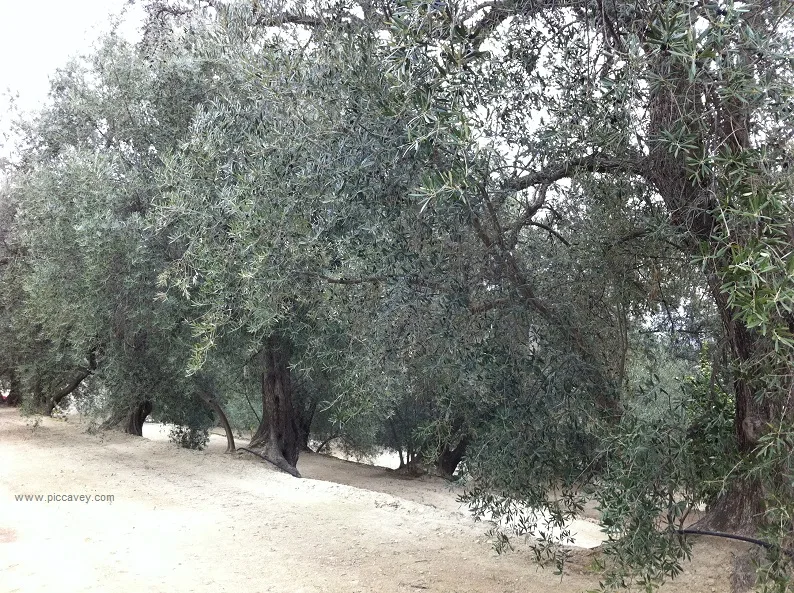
[45,369,90,415]
[124,401,153,436]
[44,348,98,415]
[199,393,236,453]
[248,336,301,477]
[693,477,766,536]
[5,370,21,406]
[436,436,469,480]
[297,397,318,452]
[388,418,405,467]
[705,273,774,454]
[691,272,776,533]
[31,379,47,413]
[645,49,777,532]
[646,60,778,447]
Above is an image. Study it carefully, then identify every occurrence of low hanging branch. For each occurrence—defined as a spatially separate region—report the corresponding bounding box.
[677,529,794,559]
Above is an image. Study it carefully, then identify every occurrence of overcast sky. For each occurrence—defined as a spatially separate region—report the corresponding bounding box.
[0,0,145,159]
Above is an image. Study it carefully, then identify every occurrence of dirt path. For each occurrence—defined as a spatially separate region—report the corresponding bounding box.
[0,408,744,592]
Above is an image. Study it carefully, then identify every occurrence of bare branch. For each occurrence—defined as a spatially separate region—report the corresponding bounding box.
[469,0,580,47]
[507,182,548,247]
[527,221,570,246]
[503,152,647,193]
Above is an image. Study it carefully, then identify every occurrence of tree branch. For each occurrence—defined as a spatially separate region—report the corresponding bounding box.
[238,0,366,29]
[527,221,570,246]
[315,273,385,285]
[503,153,647,193]
[45,347,99,416]
[468,0,581,47]
[507,182,548,247]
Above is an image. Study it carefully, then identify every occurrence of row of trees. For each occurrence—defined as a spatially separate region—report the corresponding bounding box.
[1,0,792,589]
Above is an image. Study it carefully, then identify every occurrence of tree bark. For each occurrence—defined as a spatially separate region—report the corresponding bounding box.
[644,48,779,531]
[5,370,21,406]
[297,396,318,452]
[693,477,766,536]
[199,393,236,453]
[124,401,153,436]
[436,436,469,480]
[248,336,301,477]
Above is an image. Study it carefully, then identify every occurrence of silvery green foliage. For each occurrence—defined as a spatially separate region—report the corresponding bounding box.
[5,31,217,423]
[153,16,425,392]
[4,0,794,588]
[383,0,794,587]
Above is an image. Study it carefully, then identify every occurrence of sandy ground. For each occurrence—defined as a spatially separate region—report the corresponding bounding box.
[0,407,749,593]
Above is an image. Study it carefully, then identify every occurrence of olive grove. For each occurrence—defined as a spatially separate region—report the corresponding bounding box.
[0,0,792,589]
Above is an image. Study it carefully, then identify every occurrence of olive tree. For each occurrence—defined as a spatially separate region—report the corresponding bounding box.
[3,31,230,435]
[383,0,794,586]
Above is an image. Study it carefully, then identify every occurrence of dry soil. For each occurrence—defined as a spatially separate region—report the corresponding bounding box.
[0,407,749,592]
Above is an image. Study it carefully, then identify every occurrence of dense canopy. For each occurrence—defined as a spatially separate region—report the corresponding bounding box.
[1,0,792,589]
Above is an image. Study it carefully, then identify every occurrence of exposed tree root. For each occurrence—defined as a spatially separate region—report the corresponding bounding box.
[237,446,301,478]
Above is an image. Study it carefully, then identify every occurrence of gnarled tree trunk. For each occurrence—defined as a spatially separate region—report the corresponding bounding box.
[436,436,469,480]
[124,400,153,436]
[645,48,779,534]
[247,336,301,477]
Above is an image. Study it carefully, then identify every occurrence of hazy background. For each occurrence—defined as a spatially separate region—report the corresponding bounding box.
[0,0,145,162]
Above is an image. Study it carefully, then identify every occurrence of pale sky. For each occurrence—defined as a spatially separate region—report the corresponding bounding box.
[0,0,145,160]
